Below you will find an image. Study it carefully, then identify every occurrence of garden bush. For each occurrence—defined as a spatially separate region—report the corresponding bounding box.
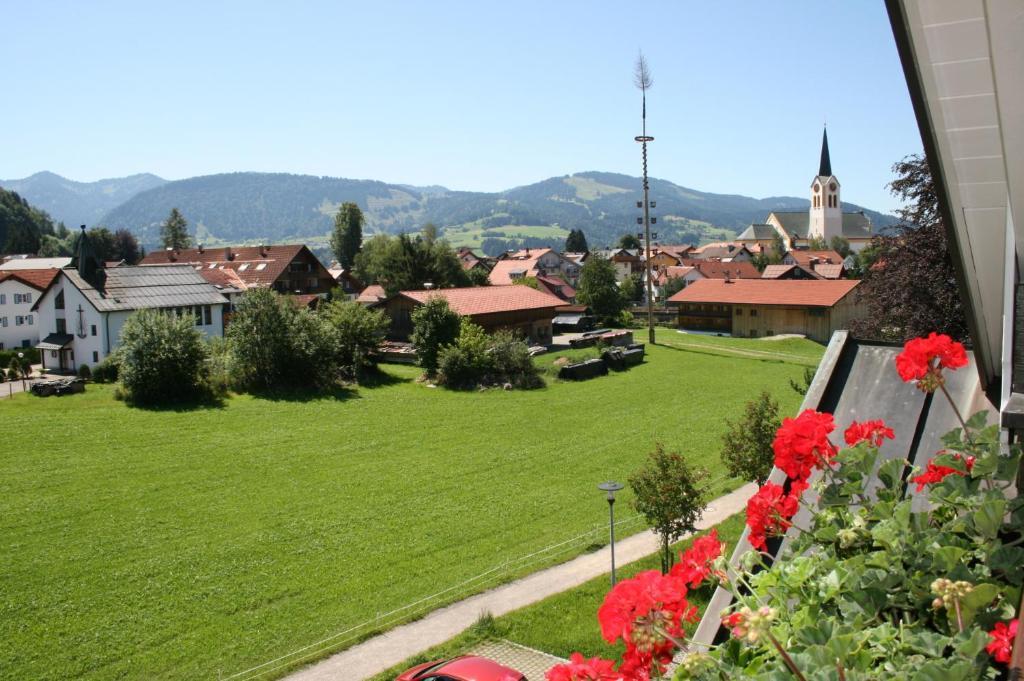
[90,353,121,383]
[77,363,91,380]
[321,299,389,380]
[547,333,1024,680]
[410,296,461,377]
[436,326,542,390]
[118,309,210,405]
[489,330,542,389]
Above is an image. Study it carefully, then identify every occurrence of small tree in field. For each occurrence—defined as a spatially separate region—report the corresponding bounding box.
[410,296,461,377]
[629,444,709,573]
[119,309,210,405]
[720,391,781,485]
[577,254,626,325]
[321,298,389,380]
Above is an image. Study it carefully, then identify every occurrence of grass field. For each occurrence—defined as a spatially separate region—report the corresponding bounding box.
[442,223,570,249]
[0,338,821,680]
[368,514,747,681]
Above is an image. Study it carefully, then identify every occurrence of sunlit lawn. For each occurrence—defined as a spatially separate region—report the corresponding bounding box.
[0,337,820,680]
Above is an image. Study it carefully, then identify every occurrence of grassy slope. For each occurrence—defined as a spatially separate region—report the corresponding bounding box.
[368,514,747,681]
[0,339,820,680]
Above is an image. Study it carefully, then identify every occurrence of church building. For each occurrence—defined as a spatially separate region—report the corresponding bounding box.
[738,129,874,253]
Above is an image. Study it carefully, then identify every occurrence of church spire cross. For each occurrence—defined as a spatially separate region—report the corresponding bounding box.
[818,126,832,177]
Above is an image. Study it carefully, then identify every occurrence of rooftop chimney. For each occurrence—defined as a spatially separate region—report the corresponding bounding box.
[198,243,204,254]
[224,247,233,261]
[724,271,733,283]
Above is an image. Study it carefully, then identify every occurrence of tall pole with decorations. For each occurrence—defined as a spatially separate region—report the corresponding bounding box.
[634,53,656,345]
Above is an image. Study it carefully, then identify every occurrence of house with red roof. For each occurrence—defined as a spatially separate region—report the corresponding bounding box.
[0,268,62,350]
[667,278,864,342]
[488,248,580,286]
[139,244,335,296]
[782,249,847,279]
[377,285,564,344]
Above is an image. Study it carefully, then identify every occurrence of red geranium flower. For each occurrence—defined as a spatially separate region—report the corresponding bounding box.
[987,619,1018,664]
[844,419,896,447]
[546,653,622,681]
[895,333,968,389]
[911,453,974,492]
[671,529,725,588]
[597,570,696,652]
[745,483,801,551]
[772,409,837,482]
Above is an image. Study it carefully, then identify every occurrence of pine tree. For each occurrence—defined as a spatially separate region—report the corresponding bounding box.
[160,208,192,250]
[565,229,589,253]
[331,202,364,269]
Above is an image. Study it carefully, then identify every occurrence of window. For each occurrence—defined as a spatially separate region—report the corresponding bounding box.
[0,294,5,305]
[51,351,57,358]
[0,317,6,327]
[749,330,758,338]
[55,289,64,310]
[194,306,203,326]
[308,278,319,289]
[24,292,31,304]
[735,308,743,316]
[750,309,758,317]
[15,316,24,326]
[26,315,33,325]
[91,324,97,336]
[21,340,29,348]
[808,308,825,318]
[92,351,99,363]
[56,318,67,334]
[0,342,3,349]
[256,263,268,271]
[204,305,212,325]
[238,263,250,271]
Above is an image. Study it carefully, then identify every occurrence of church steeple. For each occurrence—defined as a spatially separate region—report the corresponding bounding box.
[71,225,105,290]
[818,126,832,177]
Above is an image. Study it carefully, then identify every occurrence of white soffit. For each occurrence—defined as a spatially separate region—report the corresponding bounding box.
[901,0,1024,380]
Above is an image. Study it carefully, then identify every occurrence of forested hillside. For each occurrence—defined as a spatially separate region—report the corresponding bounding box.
[0,188,58,254]
[0,171,166,228]
[99,171,898,249]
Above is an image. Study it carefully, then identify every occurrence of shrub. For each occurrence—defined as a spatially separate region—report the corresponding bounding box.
[118,308,210,405]
[720,391,781,484]
[436,322,491,389]
[77,363,92,380]
[0,348,39,368]
[227,288,336,391]
[410,296,461,377]
[489,330,543,389]
[321,299,389,380]
[90,354,121,383]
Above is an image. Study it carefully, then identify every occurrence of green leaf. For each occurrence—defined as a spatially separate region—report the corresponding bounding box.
[973,499,1006,539]
[955,627,992,657]
[931,546,968,572]
[911,660,975,681]
[965,409,989,431]
[957,583,1000,628]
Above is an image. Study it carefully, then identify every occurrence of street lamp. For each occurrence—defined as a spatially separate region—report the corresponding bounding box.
[17,352,26,391]
[598,481,625,586]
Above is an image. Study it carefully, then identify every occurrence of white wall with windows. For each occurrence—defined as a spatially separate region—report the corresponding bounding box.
[0,278,42,350]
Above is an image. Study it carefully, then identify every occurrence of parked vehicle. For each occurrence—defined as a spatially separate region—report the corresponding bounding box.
[396,655,525,681]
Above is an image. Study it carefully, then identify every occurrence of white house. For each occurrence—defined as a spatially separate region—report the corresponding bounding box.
[31,231,228,371]
[0,269,62,350]
[0,257,72,271]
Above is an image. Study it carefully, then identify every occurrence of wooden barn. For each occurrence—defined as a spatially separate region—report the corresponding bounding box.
[668,279,864,342]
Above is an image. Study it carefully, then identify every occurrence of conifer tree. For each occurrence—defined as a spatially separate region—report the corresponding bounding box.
[160,208,192,250]
[331,202,364,269]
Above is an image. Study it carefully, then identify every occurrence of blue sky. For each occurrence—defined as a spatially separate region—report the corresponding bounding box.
[2,1,921,213]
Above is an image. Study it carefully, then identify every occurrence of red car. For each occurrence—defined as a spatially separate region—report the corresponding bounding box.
[396,655,526,681]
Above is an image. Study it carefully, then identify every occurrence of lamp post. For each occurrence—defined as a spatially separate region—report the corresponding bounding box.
[598,481,625,586]
[17,352,26,391]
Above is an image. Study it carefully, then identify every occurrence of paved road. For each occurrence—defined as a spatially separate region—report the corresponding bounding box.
[282,483,756,681]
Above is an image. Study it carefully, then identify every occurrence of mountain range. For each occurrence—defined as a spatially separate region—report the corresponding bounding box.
[0,171,899,250]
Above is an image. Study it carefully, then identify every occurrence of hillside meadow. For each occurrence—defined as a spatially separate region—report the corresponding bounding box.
[0,338,822,680]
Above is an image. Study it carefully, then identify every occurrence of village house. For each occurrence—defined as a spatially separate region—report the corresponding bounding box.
[377,285,564,344]
[0,268,62,350]
[781,249,847,279]
[488,248,580,286]
[668,278,863,342]
[326,263,364,299]
[688,243,753,262]
[562,252,589,267]
[456,247,493,273]
[761,264,822,280]
[593,248,642,282]
[652,260,760,301]
[31,230,228,372]
[139,244,335,296]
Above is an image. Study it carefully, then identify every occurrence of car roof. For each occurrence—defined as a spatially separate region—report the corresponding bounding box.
[433,655,523,680]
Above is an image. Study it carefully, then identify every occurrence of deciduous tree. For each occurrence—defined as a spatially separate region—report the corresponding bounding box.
[852,155,967,342]
[720,391,781,485]
[617,233,642,250]
[410,296,461,377]
[629,444,709,573]
[118,309,210,405]
[577,254,626,324]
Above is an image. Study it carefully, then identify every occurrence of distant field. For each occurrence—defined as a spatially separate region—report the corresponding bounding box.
[443,224,570,248]
[0,338,822,680]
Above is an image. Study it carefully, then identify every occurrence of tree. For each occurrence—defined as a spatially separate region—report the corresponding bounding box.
[565,229,589,253]
[321,299,389,380]
[467,267,491,286]
[410,296,462,377]
[0,187,55,255]
[662,275,687,300]
[621,273,643,303]
[629,444,709,573]
[73,227,117,263]
[226,288,335,390]
[118,309,210,405]
[807,235,828,250]
[618,233,642,250]
[770,232,787,264]
[577,254,626,324]
[829,235,851,259]
[160,208,192,250]
[353,233,469,295]
[113,229,141,264]
[851,155,968,342]
[330,202,364,269]
[720,391,781,485]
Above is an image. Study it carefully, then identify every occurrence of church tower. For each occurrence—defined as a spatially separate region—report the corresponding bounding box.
[808,127,842,243]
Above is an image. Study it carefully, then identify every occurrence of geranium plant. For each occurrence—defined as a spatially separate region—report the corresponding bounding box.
[547,334,1023,680]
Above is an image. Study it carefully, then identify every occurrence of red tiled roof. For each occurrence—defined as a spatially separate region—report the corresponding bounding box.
[356,284,387,304]
[289,294,320,309]
[652,244,694,257]
[675,260,760,279]
[397,285,564,316]
[668,278,860,307]
[198,267,247,291]
[139,244,326,288]
[813,263,846,279]
[787,250,844,267]
[0,268,62,291]
[536,275,576,302]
